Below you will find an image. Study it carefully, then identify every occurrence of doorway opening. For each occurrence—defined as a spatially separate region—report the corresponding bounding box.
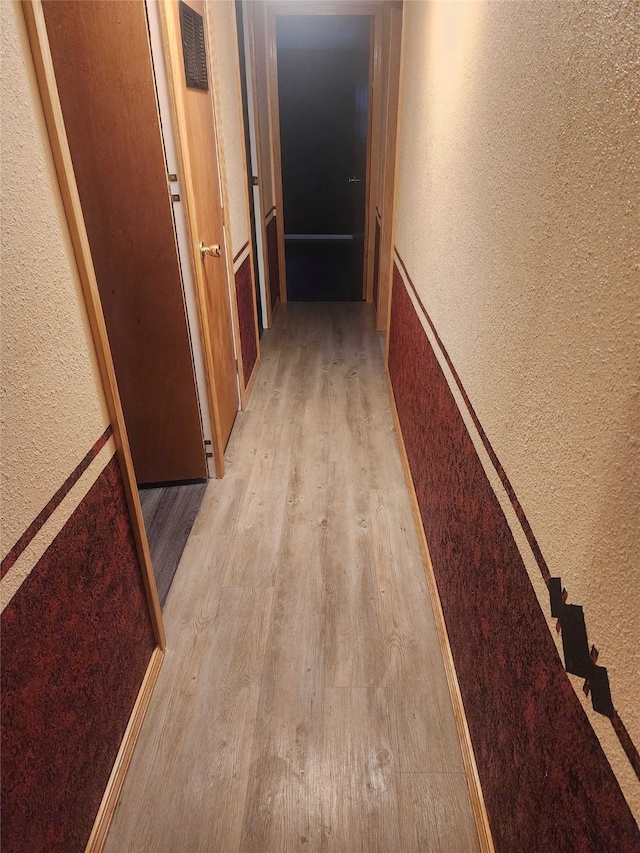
[275,16,371,302]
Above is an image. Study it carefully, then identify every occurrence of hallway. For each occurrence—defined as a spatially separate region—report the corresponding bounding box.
[105,303,479,852]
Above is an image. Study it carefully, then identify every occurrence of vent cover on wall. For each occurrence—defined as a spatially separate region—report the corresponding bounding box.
[179,1,208,91]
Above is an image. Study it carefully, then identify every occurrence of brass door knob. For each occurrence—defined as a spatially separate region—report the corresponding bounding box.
[199,242,221,259]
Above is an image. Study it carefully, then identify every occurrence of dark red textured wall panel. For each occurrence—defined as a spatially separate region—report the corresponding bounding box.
[387,262,640,852]
[266,215,279,309]
[1,426,112,579]
[235,255,258,386]
[1,456,156,853]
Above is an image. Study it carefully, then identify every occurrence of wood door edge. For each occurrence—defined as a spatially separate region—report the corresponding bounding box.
[384,0,409,367]
[265,9,288,304]
[363,8,383,303]
[158,0,227,477]
[205,1,250,412]
[246,1,274,328]
[22,0,166,649]
[385,368,496,853]
[84,646,165,853]
[376,2,402,333]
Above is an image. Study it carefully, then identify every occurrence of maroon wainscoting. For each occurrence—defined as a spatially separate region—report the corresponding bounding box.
[234,253,258,387]
[266,214,279,309]
[1,456,156,853]
[387,263,640,853]
[1,426,113,579]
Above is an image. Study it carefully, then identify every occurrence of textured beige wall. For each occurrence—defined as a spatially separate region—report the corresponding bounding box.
[208,0,249,255]
[394,0,639,815]
[1,1,109,555]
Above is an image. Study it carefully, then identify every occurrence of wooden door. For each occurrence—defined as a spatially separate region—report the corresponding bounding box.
[43,0,207,485]
[350,20,372,297]
[376,2,403,332]
[161,0,239,473]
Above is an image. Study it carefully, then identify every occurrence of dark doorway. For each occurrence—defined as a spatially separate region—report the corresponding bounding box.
[276,16,370,301]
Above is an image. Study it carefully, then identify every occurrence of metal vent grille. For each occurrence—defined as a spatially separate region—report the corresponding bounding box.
[179,1,208,91]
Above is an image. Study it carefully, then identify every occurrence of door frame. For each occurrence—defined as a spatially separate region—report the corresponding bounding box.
[376,0,403,331]
[244,1,275,328]
[264,1,385,304]
[159,0,241,477]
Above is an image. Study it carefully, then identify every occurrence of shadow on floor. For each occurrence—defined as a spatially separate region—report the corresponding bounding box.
[139,482,207,607]
[285,239,363,302]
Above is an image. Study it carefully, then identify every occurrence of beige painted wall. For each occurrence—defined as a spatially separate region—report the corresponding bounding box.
[208,0,249,256]
[1,1,109,556]
[394,0,639,816]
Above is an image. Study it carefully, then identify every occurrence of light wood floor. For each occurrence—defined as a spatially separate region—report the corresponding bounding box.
[106,303,480,853]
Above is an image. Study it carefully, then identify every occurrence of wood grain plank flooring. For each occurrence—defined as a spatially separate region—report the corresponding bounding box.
[139,482,207,606]
[321,687,400,852]
[239,311,328,852]
[396,772,480,853]
[105,303,480,853]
